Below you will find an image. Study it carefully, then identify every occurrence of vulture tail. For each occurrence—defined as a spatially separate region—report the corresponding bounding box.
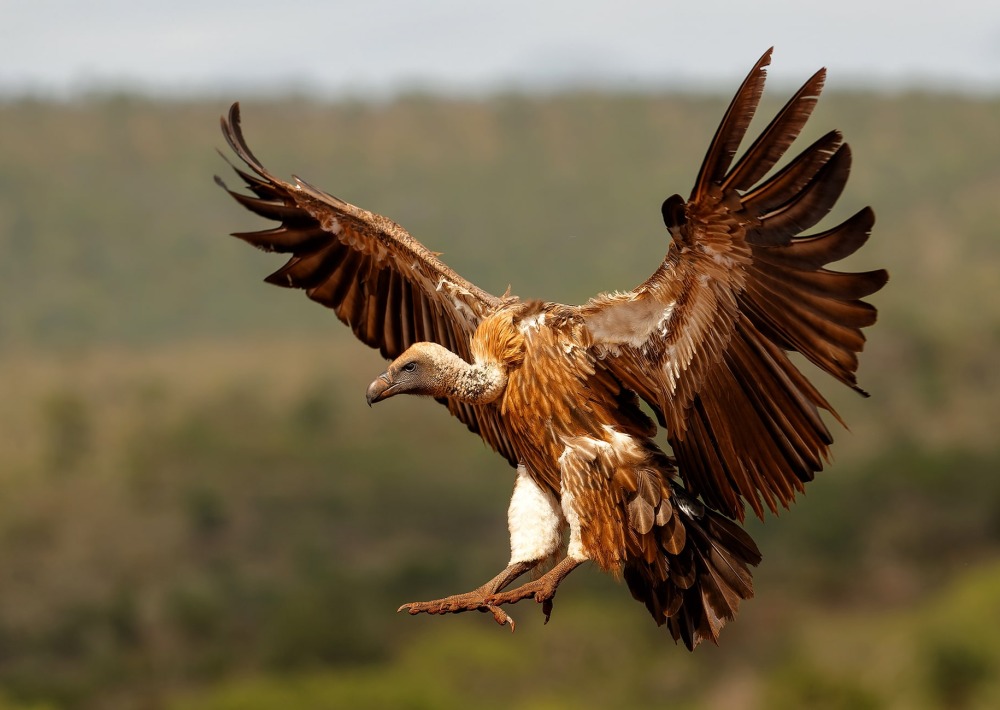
[623,480,762,650]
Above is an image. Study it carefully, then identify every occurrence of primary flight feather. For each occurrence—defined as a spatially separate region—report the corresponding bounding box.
[216,49,887,650]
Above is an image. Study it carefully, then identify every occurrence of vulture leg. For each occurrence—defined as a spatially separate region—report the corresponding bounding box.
[397,559,538,629]
[398,465,565,630]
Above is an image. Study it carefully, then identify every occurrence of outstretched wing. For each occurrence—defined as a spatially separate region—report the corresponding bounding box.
[580,49,888,520]
[217,103,518,464]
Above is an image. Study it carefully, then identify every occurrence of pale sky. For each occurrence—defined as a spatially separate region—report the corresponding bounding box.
[3,1,1000,97]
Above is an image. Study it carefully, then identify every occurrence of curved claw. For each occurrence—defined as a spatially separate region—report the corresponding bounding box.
[481,604,516,631]
[541,597,553,624]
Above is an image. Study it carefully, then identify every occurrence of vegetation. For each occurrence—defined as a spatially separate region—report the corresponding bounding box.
[0,88,998,708]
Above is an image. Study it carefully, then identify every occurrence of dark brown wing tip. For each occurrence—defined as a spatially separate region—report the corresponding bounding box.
[263,271,295,288]
[691,48,775,200]
[857,205,876,230]
[745,47,775,87]
[721,64,830,194]
[218,102,240,153]
[220,101,270,178]
[845,263,888,401]
[224,102,243,145]
[865,268,890,294]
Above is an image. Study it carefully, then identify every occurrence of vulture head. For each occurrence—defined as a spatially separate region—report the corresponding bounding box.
[366,342,507,406]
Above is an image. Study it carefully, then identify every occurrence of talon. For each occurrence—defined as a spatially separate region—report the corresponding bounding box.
[481,604,513,630]
[492,605,515,631]
[541,597,553,624]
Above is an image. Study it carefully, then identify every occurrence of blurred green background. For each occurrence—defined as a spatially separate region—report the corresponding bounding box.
[1,88,999,709]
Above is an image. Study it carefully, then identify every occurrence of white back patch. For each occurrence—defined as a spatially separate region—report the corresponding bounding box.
[586,295,676,349]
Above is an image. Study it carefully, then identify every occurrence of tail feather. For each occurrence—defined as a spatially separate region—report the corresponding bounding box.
[624,482,762,651]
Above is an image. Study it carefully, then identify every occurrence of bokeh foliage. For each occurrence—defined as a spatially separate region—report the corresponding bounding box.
[1,87,998,708]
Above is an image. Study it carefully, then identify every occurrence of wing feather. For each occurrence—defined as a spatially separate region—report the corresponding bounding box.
[217,103,519,466]
[581,53,887,519]
[723,67,826,193]
[756,207,875,269]
[742,130,843,226]
[691,48,773,199]
[382,270,403,356]
[753,143,852,241]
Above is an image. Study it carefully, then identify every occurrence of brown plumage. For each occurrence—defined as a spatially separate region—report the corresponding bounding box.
[216,49,887,650]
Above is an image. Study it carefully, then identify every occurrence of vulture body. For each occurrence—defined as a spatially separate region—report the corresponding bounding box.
[217,49,887,650]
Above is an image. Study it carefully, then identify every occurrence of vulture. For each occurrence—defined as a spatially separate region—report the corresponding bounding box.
[216,49,887,650]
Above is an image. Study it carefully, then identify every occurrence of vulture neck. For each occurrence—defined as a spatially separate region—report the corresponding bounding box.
[434,346,507,405]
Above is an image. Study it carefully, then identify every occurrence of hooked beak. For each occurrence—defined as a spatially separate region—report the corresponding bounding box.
[366,371,394,406]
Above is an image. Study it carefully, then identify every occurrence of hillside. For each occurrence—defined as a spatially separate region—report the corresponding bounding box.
[0,90,998,708]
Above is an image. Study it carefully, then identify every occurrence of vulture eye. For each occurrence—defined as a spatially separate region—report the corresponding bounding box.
[402,362,417,373]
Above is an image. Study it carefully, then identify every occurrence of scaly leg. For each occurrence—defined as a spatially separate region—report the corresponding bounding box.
[397,559,537,630]
[398,465,566,630]
[485,556,583,623]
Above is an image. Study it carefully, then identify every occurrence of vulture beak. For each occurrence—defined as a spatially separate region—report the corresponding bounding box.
[366,371,394,406]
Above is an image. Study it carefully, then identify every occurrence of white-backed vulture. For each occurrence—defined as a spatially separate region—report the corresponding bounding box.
[216,49,887,649]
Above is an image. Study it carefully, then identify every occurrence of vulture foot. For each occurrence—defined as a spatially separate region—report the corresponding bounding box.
[398,594,515,630]
[485,557,583,624]
[397,559,537,631]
